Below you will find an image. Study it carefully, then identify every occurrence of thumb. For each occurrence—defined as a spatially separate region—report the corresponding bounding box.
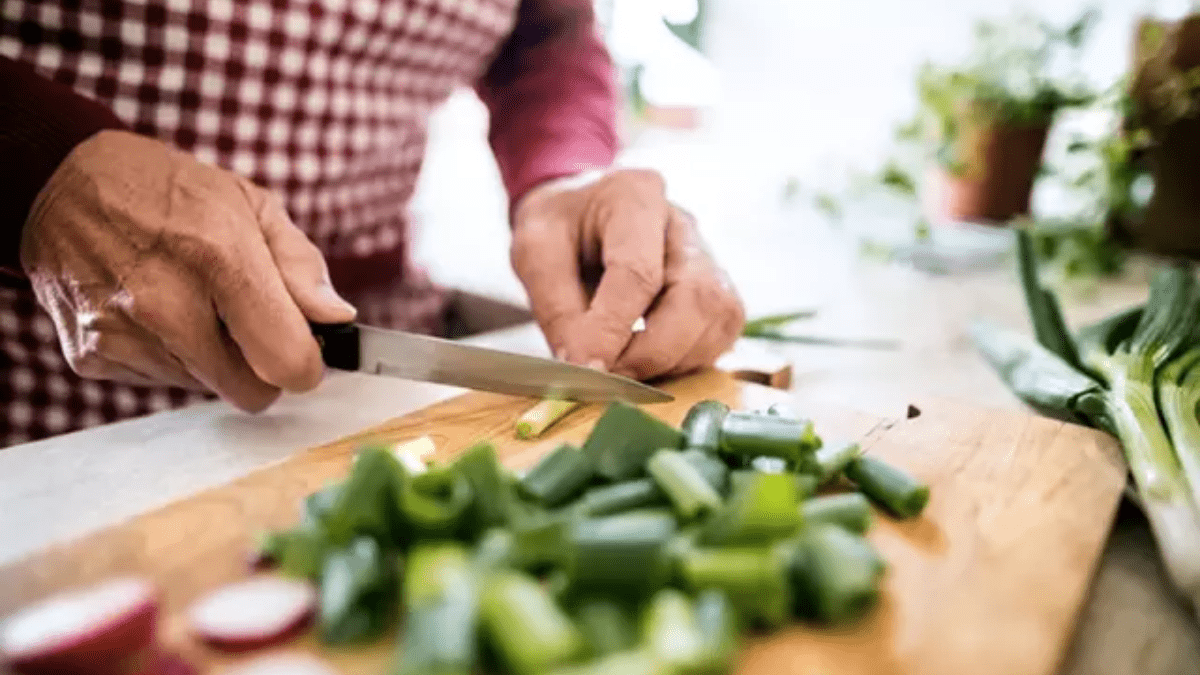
[257,193,357,324]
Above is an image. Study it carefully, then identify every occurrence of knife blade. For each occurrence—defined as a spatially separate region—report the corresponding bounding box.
[310,322,674,404]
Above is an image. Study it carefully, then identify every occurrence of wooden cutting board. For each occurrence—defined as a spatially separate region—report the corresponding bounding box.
[0,370,1127,675]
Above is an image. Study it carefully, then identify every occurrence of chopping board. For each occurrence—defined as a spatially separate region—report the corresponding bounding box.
[0,369,1127,675]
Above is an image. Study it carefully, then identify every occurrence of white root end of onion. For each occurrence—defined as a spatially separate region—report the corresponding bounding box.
[0,576,159,667]
[392,436,436,475]
[220,653,339,675]
[187,575,315,648]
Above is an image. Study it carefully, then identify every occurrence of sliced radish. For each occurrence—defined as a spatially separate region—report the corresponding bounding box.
[187,576,315,651]
[131,650,198,675]
[219,653,339,675]
[0,577,159,675]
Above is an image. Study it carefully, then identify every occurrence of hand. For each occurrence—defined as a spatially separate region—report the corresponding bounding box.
[21,130,356,412]
[511,168,745,381]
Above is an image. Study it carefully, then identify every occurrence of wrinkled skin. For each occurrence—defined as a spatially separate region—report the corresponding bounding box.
[21,130,357,412]
[511,168,745,381]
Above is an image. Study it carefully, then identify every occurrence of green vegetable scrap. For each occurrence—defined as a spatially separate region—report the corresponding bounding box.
[253,397,931,673]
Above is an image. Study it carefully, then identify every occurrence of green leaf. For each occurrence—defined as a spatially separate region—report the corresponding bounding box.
[1015,230,1082,370]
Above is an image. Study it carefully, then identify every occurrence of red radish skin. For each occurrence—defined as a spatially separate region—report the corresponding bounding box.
[219,653,339,675]
[131,650,198,675]
[187,576,316,652]
[0,577,159,675]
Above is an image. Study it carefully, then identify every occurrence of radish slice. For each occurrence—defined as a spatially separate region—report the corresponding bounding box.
[220,653,339,675]
[132,651,198,675]
[0,577,159,674]
[187,576,315,651]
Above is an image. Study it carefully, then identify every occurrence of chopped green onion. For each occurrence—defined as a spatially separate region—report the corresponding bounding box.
[517,399,582,439]
[680,546,791,629]
[480,570,586,675]
[679,449,731,495]
[680,400,730,452]
[749,456,789,473]
[452,442,515,534]
[584,403,685,481]
[541,650,667,675]
[844,456,929,519]
[647,449,723,520]
[792,525,885,625]
[318,536,400,645]
[572,597,637,657]
[394,542,477,675]
[566,510,677,598]
[641,588,704,670]
[701,472,802,546]
[573,478,667,517]
[254,522,330,580]
[473,528,516,570]
[719,411,821,463]
[811,441,864,482]
[794,473,819,500]
[693,589,738,674]
[392,436,436,475]
[801,493,873,534]
[509,511,575,573]
[397,465,474,538]
[520,443,595,507]
[324,447,405,545]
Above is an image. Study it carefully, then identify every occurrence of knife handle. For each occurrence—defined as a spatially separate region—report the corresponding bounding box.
[310,322,361,371]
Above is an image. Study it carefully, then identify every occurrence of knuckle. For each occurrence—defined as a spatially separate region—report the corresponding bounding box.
[608,168,666,196]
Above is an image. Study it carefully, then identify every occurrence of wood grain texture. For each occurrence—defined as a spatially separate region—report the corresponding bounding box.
[0,371,1126,675]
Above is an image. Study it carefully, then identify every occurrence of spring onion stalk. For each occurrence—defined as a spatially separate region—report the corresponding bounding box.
[802,493,873,534]
[566,510,677,597]
[719,411,822,463]
[680,400,730,452]
[519,443,595,507]
[844,456,929,519]
[749,456,789,474]
[572,597,637,657]
[811,441,864,482]
[647,449,723,520]
[583,403,685,481]
[517,399,582,439]
[480,570,586,675]
[255,522,330,579]
[679,449,731,495]
[392,436,436,475]
[680,546,791,629]
[792,525,885,625]
[509,512,575,573]
[403,542,472,607]
[641,588,705,670]
[324,448,405,545]
[472,528,516,570]
[573,478,667,517]
[701,472,802,546]
[1159,349,1200,525]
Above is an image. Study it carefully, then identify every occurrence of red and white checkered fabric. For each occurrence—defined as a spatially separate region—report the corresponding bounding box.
[0,0,519,446]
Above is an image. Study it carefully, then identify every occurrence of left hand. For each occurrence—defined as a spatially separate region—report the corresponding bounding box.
[511,168,745,381]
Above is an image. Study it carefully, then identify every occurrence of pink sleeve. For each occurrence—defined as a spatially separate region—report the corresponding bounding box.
[475,0,620,216]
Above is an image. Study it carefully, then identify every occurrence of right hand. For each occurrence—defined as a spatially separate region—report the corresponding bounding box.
[20,130,357,412]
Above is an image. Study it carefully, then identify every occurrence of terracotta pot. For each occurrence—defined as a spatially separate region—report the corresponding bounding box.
[930,120,1050,225]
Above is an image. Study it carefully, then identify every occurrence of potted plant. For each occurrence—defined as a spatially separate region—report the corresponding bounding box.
[905,8,1099,224]
[1116,13,1200,258]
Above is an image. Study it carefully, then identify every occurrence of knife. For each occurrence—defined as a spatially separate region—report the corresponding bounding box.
[310,322,674,404]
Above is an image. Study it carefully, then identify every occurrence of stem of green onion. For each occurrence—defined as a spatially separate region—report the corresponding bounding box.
[792,525,885,625]
[573,479,667,517]
[811,441,863,482]
[844,456,929,519]
[519,443,595,507]
[679,546,791,629]
[566,510,677,598]
[719,411,822,463]
[572,597,637,657]
[693,589,738,674]
[517,399,582,439]
[648,449,724,520]
[397,465,474,537]
[801,493,873,534]
[681,400,730,452]
[679,449,731,495]
[392,435,436,475]
[701,472,802,546]
[479,570,586,675]
[642,588,704,670]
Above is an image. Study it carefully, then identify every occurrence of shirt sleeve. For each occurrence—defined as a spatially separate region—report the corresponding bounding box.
[0,55,128,278]
[475,0,620,216]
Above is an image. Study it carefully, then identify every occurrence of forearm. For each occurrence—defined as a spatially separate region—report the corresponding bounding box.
[475,0,620,216]
[0,55,127,277]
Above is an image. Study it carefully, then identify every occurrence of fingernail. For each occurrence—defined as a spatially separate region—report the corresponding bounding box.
[585,359,606,371]
[319,284,357,316]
